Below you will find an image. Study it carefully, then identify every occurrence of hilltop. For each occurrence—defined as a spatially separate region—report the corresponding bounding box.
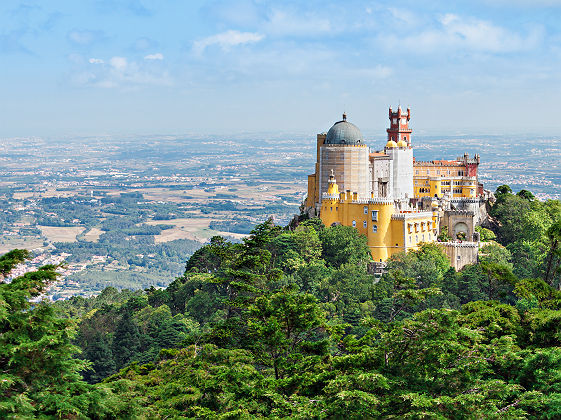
[1,185,561,418]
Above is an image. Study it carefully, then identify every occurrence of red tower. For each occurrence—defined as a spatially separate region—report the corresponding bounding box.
[387,106,412,147]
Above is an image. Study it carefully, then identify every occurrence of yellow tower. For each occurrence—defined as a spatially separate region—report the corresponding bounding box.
[320,170,340,227]
[429,178,442,198]
[366,199,396,262]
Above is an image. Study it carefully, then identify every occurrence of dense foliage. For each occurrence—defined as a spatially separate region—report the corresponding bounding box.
[490,185,561,287]
[3,187,561,418]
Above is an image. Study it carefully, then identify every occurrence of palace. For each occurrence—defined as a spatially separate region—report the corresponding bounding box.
[305,106,486,268]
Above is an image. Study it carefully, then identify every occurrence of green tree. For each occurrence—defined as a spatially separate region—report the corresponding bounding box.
[319,225,371,268]
[0,249,29,278]
[438,225,452,242]
[476,225,497,242]
[112,312,142,369]
[0,250,109,418]
[246,287,329,380]
[84,332,116,383]
[518,189,536,201]
[479,242,512,268]
[385,243,450,289]
[496,184,513,197]
[508,239,546,279]
[544,219,561,287]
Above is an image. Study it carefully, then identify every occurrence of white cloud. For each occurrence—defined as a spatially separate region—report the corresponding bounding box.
[354,65,392,79]
[381,13,543,54]
[387,8,418,26]
[264,9,331,36]
[109,56,127,71]
[71,55,171,89]
[67,29,105,45]
[144,53,164,60]
[193,30,264,54]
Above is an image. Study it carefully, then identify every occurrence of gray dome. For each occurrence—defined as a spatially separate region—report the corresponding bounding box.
[325,116,364,145]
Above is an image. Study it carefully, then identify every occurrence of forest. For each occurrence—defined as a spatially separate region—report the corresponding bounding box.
[2,185,561,419]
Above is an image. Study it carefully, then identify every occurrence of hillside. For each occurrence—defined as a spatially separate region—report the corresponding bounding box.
[1,185,561,418]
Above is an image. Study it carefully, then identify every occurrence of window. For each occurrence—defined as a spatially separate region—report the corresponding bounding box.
[372,224,377,233]
[457,255,461,260]
[437,169,440,175]
[330,207,332,211]
[363,206,368,214]
[422,234,425,241]
[363,221,367,228]
[416,235,418,242]
[416,170,419,175]
[371,210,378,221]
[352,220,356,227]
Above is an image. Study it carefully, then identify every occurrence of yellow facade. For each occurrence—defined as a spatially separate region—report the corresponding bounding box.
[414,176,476,199]
[413,160,477,199]
[320,175,435,262]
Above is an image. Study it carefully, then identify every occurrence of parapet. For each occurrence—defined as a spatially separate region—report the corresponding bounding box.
[450,198,482,204]
[445,210,474,216]
[391,211,433,220]
[440,241,479,248]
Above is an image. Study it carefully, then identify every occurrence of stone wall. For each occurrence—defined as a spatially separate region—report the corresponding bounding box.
[441,241,479,271]
[441,210,475,241]
[319,144,370,201]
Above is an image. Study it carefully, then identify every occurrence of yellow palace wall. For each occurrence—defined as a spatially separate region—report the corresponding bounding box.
[320,191,434,262]
[414,177,476,199]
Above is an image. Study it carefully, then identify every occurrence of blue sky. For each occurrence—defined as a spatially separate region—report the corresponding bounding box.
[1,0,561,137]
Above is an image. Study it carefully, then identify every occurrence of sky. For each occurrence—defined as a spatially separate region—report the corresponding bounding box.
[1,0,561,138]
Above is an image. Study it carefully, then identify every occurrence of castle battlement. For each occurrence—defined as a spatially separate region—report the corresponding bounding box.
[321,143,369,148]
[440,241,479,248]
[391,211,433,220]
[446,210,474,216]
[450,198,482,204]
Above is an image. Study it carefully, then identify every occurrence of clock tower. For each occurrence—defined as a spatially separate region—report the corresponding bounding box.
[387,105,412,147]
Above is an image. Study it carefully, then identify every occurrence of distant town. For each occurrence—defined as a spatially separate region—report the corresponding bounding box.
[1,132,560,299]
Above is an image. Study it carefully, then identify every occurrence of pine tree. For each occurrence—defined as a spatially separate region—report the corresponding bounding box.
[0,250,108,418]
[112,312,142,369]
[84,332,116,383]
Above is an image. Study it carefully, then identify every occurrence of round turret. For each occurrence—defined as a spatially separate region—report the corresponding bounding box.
[325,114,364,145]
[397,139,407,148]
[385,140,397,148]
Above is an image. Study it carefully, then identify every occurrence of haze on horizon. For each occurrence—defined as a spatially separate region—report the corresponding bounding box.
[1,0,561,138]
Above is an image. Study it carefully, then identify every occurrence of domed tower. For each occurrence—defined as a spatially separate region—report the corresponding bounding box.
[385,106,413,200]
[318,114,370,203]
